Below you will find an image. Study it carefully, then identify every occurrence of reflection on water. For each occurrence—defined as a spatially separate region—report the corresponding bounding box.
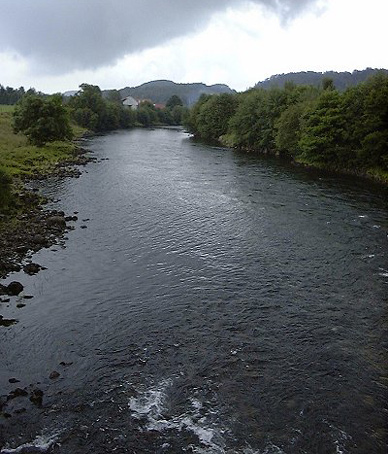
[0,129,387,453]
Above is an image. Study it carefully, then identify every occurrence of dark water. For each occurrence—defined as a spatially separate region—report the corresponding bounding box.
[0,129,387,453]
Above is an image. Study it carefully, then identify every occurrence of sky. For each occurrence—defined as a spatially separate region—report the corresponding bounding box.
[0,0,387,93]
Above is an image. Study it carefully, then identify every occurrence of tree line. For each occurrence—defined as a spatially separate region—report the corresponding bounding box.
[185,73,388,179]
[10,83,188,146]
[254,68,388,92]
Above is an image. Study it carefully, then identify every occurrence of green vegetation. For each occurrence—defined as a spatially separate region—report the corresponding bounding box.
[13,94,73,146]
[186,73,388,183]
[0,107,86,212]
[66,83,188,131]
[255,68,388,91]
[0,105,15,113]
[67,83,137,131]
[0,85,26,105]
[0,83,191,212]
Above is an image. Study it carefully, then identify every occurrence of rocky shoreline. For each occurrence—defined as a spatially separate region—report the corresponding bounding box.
[0,145,94,280]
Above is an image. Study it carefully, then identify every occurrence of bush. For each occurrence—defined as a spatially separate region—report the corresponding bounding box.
[13,94,73,146]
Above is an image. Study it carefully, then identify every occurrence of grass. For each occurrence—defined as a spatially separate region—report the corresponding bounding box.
[0,105,15,113]
[0,107,86,178]
[0,106,88,214]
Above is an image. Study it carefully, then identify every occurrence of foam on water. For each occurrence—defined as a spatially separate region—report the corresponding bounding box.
[128,378,226,453]
[127,379,356,454]
[0,432,60,453]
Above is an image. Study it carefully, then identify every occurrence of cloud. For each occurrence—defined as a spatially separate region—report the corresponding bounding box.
[0,0,318,73]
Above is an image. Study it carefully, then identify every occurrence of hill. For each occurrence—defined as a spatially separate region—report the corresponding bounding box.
[117,80,235,106]
[254,68,388,91]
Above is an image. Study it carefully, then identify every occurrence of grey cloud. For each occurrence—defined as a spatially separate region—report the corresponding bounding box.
[0,0,317,73]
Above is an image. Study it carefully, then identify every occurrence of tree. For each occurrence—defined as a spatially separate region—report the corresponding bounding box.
[226,87,289,151]
[194,93,238,142]
[275,103,305,156]
[166,95,183,110]
[298,90,346,166]
[13,94,72,146]
[185,94,211,134]
[68,84,106,131]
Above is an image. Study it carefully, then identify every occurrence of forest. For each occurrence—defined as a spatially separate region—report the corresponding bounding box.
[185,73,388,181]
[255,68,388,91]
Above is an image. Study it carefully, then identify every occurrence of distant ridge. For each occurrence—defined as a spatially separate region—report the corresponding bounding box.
[118,80,235,106]
[254,68,388,91]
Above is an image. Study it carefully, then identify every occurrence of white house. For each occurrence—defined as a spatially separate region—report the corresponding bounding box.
[122,96,139,110]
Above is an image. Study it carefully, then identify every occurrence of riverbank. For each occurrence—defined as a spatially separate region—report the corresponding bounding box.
[0,108,92,278]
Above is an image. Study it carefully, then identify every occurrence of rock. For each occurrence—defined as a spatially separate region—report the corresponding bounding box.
[0,316,17,327]
[49,370,60,380]
[29,388,43,406]
[7,281,24,296]
[8,378,20,384]
[8,388,28,400]
[23,263,42,275]
[8,264,22,272]
[80,225,87,229]
[46,216,66,228]
[32,234,47,245]
[16,245,29,254]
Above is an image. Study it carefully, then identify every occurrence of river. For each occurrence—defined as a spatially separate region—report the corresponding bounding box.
[0,128,387,453]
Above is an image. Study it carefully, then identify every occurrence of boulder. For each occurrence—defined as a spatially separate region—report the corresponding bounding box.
[23,263,42,275]
[29,388,43,406]
[46,216,66,228]
[49,370,60,380]
[7,281,23,296]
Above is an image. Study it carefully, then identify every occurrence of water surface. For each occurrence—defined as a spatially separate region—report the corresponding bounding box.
[0,129,387,453]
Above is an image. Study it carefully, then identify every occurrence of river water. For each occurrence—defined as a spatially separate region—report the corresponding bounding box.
[0,128,387,453]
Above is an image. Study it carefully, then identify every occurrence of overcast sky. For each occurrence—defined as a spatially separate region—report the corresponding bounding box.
[0,0,386,93]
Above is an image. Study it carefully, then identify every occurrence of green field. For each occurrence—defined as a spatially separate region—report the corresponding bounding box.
[0,105,15,113]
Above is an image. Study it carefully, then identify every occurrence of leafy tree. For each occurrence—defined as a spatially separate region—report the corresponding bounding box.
[322,77,335,91]
[356,73,388,169]
[185,94,212,134]
[227,87,289,151]
[0,85,25,105]
[13,94,72,146]
[68,84,106,131]
[275,103,306,156]
[275,85,320,157]
[72,107,98,130]
[119,107,137,129]
[298,90,346,166]
[136,101,158,127]
[166,95,183,109]
[193,93,238,142]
